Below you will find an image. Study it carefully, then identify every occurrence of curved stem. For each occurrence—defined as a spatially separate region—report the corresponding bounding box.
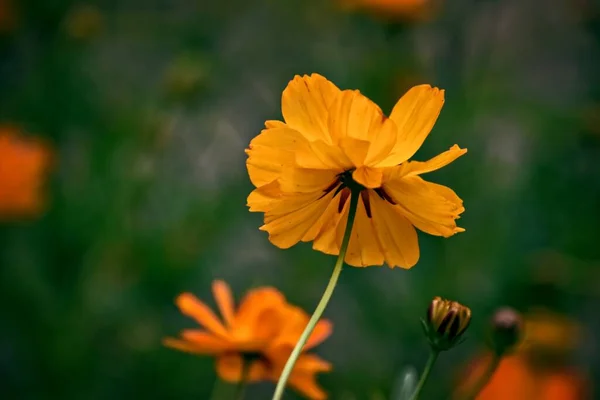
[462,353,502,400]
[409,350,439,400]
[271,190,360,400]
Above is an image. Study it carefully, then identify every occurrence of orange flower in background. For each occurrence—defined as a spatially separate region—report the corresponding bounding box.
[164,280,332,399]
[456,355,589,400]
[339,0,436,21]
[246,74,466,269]
[455,310,591,400]
[0,126,53,219]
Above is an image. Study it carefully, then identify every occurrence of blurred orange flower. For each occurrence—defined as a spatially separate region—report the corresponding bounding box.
[339,0,436,21]
[0,126,53,219]
[164,280,332,399]
[457,355,589,400]
[246,73,466,269]
[456,310,591,400]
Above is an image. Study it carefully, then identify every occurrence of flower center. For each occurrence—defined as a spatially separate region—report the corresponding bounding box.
[321,170,396,218]
[339,170,365,194]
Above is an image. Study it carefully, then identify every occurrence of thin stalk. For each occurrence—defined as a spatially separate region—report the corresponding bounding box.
[271,190,360,400]
[208,378,227,400]
[233,360,250,400]
[409,350,440,400]
[462,353,502,400]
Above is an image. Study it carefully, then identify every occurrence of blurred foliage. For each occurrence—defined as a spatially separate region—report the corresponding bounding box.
[1,0,600,399]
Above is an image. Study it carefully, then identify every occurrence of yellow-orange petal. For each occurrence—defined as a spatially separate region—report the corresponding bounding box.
[339,136,370,167]
[271,305,332,351]
[282,74,340,144]
[384,174,464,237]
[247,180,282,212]
[380,84,445,166]
[234,287,286,341]
[288,373,329,400]
[352,166,383,189]
[261,189,337,249]
[286,355,332,400]
[246,125,304,187]
[398,144,467,177]
[300,183,343,243]
[328,89,383,143]
[175,293,228,337]
[162,335,228,355]
[265,120,286,129]
[363,116,398,166]
[217,355,272,383]
[295,138,353,170]
[178,329,232,353]
[279,166,339,193]
[266,347,332,373]
[311,188,352,256]
[216,354,244,382]
[305,319,333,350]
[343,190,385,267]
[294,353,333,373]
[370,192,420,268]
[212,280,235,327]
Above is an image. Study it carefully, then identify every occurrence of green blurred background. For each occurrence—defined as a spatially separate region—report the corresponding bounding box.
[2,0,600,398]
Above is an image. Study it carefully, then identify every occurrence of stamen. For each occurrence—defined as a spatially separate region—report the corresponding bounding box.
[323,180,340,195]
[338,188,350,213]
[360,190,372,218]
[374,187,396,205]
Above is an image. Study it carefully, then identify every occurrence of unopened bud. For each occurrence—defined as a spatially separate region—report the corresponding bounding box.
[488,307,523,355]
[422,296,471,351]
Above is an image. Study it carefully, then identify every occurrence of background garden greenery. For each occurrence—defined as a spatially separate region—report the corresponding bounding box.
[1,0,599,398]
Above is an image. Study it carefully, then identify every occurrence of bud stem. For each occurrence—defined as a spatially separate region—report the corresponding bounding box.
[271,190,360,400]
[462,353,502,400]
[409,349,439,400]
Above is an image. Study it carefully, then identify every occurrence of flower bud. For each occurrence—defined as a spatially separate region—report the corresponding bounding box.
[422,296,471,351]
[488,307,523,355]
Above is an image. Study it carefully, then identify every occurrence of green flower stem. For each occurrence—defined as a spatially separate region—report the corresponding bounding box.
[409,350,439,400]
[462,353,502,400]
[271,190,360,400]
[208,378,227,400]
[233,360,250,400]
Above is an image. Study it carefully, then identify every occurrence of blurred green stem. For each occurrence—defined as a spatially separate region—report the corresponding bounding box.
[271,191,360,400]
[233,360,250,400]
[462,353,502,400]
[208,378,227,400]
[409,350,439,400]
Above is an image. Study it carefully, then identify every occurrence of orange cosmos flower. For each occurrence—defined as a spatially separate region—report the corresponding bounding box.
[164,280,332,400]
[0,126,53,219]
[246,74,466,269]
